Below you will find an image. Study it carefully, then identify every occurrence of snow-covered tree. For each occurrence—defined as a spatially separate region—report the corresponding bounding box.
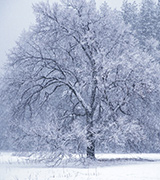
[3,0,160,161]
[138,0,157,39]
[155,0,160,42]
[122,0,160,62]
[121,0,160,152]
[122,0,138,29]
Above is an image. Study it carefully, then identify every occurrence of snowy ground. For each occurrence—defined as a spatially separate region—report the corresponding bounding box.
[1,152,160,180]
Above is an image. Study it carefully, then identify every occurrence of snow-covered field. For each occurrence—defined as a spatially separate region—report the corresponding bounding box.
[1,152,160,180]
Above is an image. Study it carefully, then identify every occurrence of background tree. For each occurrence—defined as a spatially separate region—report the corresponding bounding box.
[2,0,160,162]
[121,0,160,152]
[122,0,160,60]
[122,0,138,30]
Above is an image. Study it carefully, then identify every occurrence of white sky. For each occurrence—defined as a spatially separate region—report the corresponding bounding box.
[0,0,149,73]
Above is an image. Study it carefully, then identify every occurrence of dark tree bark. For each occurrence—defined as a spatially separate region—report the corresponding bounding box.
[87,131,95,159]
[86,112,96,159]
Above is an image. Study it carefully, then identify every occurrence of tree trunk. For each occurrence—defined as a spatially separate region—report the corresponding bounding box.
[86,113,95,160]
[87,131,95,159]
[86,74,97,160]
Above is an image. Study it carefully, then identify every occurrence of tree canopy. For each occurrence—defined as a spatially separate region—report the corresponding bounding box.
[2,0,160,162]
